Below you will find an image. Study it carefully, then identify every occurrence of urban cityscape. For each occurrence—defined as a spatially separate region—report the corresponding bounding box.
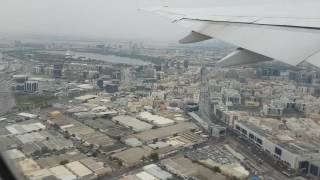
[0,37,319,180]
[1,0,320,180]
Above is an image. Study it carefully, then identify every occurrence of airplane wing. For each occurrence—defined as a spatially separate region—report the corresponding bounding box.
[145,4,320,68]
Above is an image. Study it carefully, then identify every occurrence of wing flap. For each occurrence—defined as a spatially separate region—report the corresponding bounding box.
[179,31,212,44]
[217,48,273,67]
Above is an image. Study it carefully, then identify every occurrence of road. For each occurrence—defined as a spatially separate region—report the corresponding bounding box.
[0,54,15,115]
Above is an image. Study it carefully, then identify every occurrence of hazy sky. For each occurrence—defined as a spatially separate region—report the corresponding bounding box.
[0,0,305,42]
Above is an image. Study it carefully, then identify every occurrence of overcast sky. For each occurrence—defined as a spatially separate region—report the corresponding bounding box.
[0,0,305,42]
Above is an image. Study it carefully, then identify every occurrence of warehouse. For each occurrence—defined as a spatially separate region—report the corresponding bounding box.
[80,157,112,176]
[100,143,127,155]
[65,161,95,179]
[161,157,226,180]
[143,164,172,180]
[136,171,158,180]
[74,95,97,102]
[81,132,114,147]
[63,122,95,138]
[124,138,143,147]
[18,158,41,175]
[49,165,77,180]
[83,118,133,138]
[5,149,26,160]
[66,106,89,114]
[6,121,46,135]
[137,112,175,127]
[120,175,141,180]
[73,112,96,119]
[17,132,45,143]
[16,131,74,151]
[17,112,38,119]
[27,168,53,180]
[111,147,151,167]
[112,115,153,132]
[134,122,198,143]
[37,150,87,168]
[0,135,21,151]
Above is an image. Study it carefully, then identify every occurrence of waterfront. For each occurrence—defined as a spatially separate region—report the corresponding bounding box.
[46,50,150,65]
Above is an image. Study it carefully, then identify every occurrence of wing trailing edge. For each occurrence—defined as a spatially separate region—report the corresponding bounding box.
[217,48,273,67]
[179,31,212,44]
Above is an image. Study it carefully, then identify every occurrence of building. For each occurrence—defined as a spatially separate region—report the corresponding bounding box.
[49,165,77,180]
[105,84,119,93]
[111,147,151,167]
[112,116,153,132]
[13,75,28,92]
[18,159,41,175]
[232,116,320,176]
[80,157,112,177]
[262,104,284,117]
[143,164,172,180]
[124,138,143,147]
[65,161,95,179]
[53,64,63,78]
[222,89,241,106]
[134,122,198,143]
[137,112,175,127]
[24,81,39,93]
[161,157,226,180]
[209,125,227,138]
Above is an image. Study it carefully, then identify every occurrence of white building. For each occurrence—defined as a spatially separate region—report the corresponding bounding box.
[137,112,175,127]
[112,115,153,132]
[222,89,241,106]
[233,118,320,176]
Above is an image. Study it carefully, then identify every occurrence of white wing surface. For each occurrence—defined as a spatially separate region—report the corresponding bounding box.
[145,3,320,67]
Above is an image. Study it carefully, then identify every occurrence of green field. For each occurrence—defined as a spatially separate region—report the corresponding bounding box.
[15,95,56,110]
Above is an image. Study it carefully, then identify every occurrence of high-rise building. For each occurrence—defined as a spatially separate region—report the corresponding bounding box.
[24,81,38,93]
[53,64,63,78]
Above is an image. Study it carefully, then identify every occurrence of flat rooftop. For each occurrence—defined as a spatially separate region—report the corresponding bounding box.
[134,122,198,142]
[111,147,151,167]
[112,115,153,132]
[237,116,320,155]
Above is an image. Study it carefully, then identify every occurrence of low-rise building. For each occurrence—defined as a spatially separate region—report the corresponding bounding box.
[232,116,320,176]
[49,165,77,180]
[143,164,172,180]
[65,161,95,179]
[112,116,153,132]
[111,147,151,167]
[137,112,175,127]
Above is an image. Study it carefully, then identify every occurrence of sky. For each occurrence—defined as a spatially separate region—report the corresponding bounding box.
[0,0,306,42]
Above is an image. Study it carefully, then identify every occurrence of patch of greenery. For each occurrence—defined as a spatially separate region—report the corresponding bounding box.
[15,95,56,110]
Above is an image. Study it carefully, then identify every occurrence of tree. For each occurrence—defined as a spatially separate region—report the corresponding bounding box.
[141,156,147,162]
[17,146,23,151]
[64,133,70,139]
[33,150,41,156]
[212,166,221,173]
[41,146,49,154]
[228,176,240,180]
[149,152,159,162]
[60,159,69,165]
[52,124,60,130]
[118,160,123,167]
[92,151,98,157]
